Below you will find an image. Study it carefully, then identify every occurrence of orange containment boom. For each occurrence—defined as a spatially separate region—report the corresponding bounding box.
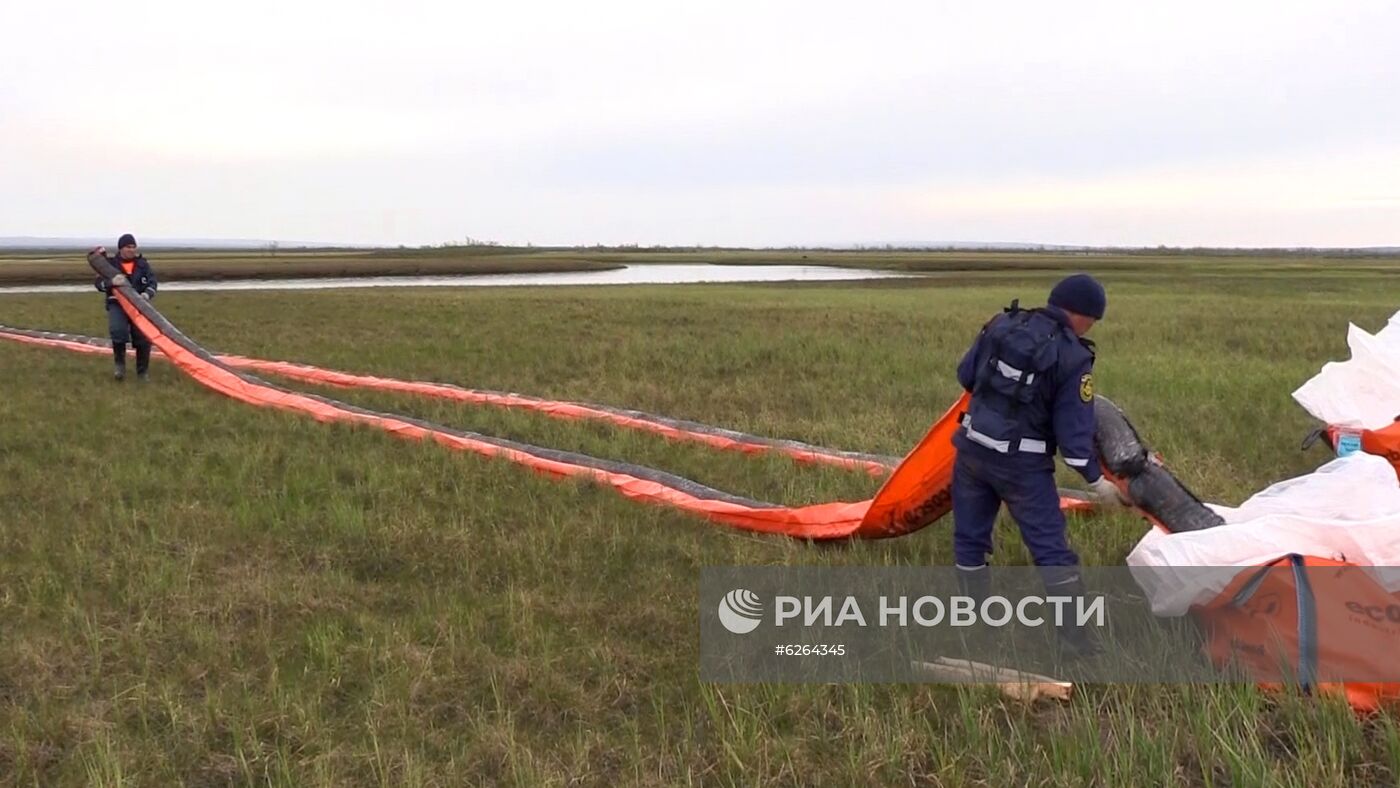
[1,254,1097,540]
[0,328,898,475]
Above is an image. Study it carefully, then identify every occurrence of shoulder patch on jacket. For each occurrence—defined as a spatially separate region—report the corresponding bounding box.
[1079,373,1095,403]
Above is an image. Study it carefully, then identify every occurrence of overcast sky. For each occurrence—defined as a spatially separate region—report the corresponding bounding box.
[3,0,1397,247]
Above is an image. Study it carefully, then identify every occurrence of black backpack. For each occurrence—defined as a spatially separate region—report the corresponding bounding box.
[973,301,1063,407]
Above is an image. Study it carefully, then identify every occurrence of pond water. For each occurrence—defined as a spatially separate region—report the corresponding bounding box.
[0,263,917,294]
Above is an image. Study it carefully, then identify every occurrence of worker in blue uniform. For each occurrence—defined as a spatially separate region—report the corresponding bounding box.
[950,273,1127,656]
[93,233,158,381]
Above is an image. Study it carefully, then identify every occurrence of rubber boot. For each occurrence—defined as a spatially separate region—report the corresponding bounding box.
[956,564,991,605]
[1046,574,1103,660]
[135,342,151,381]
[113,342,127,381]
[953,564,995,661]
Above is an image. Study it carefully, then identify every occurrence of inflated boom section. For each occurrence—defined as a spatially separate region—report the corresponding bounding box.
[1094,396,1224,533]
[863,392,976,536]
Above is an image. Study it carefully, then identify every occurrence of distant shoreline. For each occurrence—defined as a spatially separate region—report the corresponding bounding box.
[0,252,624,286]
[1,246,1396,287]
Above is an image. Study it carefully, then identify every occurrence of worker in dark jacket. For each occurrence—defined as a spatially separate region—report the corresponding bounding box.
[93,233,157,381]
[950,273,1126,655]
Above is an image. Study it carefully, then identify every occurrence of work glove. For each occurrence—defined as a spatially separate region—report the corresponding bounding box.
[90,245,107,256]
[111,273,129,287]
[141,290,153,300]
[1088,476,1130,508]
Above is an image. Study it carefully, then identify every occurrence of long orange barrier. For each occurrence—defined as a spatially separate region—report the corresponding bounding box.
[0,327,898,474]
[1,255,1096,540]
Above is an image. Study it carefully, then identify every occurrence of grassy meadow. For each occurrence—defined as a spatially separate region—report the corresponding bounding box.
[2,253,1399,785]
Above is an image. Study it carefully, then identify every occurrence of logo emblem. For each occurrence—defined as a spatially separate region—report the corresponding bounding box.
[718,589,764,634]
[1079,373,1094,403]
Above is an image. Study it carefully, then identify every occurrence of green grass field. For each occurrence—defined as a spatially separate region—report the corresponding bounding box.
[3,255,1400,785]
